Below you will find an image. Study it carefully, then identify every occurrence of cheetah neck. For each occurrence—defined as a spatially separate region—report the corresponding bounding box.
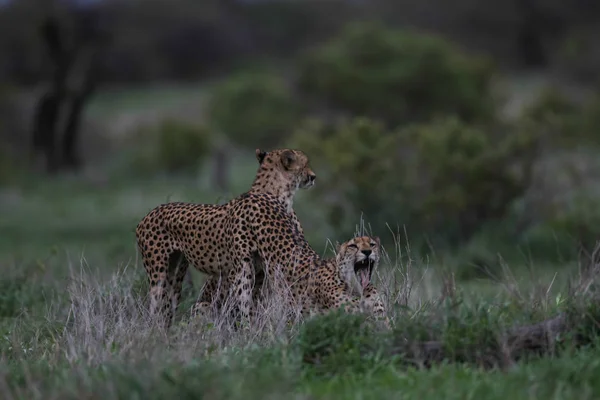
[251,169,297,213]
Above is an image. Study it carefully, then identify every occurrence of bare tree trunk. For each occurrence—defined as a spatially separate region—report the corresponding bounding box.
[515,0,566,69]
[31,12,105,174]
[62,49,100,170]
[31,92,62,172]
[31,18,70,174]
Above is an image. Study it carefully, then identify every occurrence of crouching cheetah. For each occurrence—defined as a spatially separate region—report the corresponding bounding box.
[191,236,387,323]
[136,148,316,327]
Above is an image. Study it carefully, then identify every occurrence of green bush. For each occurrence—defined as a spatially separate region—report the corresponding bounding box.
[208,71,301,149]
[518,86,600,151]
[524,194,600,258]
[0,148,18,186]
[517,87,581,149]
[398,116,535,244]
[291,116,536,247]
[130,119,212,176]
[555,27,600,85]
[513,88,600,260]
[580,96,600,143]
[295,310,391,376]
[290,117,396,232]
[297,21,497,127]
[0,275,47,318]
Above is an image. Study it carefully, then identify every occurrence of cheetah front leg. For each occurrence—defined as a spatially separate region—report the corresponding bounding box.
[320,285,390,328]
[191,269,266,320]
[361,285,391,328]
[190,274,228,318]
[320,287,363,315]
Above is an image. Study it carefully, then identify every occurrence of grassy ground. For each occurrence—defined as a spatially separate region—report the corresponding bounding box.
[1,157,597,399]
[1,79,599,398]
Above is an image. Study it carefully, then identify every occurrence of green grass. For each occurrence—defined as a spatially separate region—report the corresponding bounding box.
[0,149,597,399]
[5,349,600,399]
[303,351,600,399]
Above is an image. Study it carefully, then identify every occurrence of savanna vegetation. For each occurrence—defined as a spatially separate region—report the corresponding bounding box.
[2,0,600,398]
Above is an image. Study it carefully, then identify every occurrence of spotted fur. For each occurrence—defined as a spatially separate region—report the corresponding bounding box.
[192,235,388,323]
[135,148,315,326]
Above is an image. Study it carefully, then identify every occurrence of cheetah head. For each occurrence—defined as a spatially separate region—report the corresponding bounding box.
[255,148,316,190]
[336,236,381,295]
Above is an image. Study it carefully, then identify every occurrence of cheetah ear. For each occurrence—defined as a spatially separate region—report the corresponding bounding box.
[256,149,268,164]
[281,150,296,170]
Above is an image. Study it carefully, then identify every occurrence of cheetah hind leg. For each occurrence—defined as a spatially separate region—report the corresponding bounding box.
[149,250,189,328]
[145,250,173,328]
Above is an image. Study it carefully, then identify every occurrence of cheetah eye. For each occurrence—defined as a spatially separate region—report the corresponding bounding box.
[370,242,377,247]
[347,244,358,249]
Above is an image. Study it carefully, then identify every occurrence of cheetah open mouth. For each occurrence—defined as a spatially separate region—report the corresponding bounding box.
[354,259,373,290]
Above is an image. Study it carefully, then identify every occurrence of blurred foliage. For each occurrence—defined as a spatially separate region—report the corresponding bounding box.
[517,82,600,151]
[0,149,19,186]
[291,116,538,248]
[297,22,497,127]
[0,272,46,319]
[398,117,535,243]
[129,119,212,177]
[324,86,600,259]
[517,87,585,150]
[1,0,600,86]
[555,27,600,85]
[515,88,600,235]
[289,117,395,236]
[0,86,27,185]
[208,72,301,149]
[239,0,358,56]
[2,0,600,269]
[0,0,360,85]
[525,194,600,259]
[522,87,580,122]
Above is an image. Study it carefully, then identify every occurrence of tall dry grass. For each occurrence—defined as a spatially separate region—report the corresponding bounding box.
[1,233,598,399]
[53,230,432,364]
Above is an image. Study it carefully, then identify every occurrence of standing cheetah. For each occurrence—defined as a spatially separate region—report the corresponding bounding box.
[136,148,315,326]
